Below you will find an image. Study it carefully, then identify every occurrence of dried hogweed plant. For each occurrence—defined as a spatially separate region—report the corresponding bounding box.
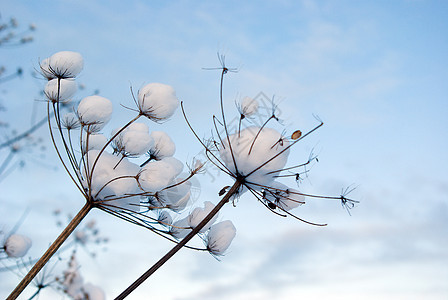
[8,52,357,299]
[7,51,212,299]
[115,54,358,299]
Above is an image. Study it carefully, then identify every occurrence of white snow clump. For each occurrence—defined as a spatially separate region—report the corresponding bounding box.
[219,126,290,188]
[148,131,176,160]
[62,112,80,129]
[114,122,154,156]
[138,83,179,120]
[77,95,113,132]
[44,78,77,103]
[158,210,173,227]
[157,177,191,212]
[188,201,218,233]
[138,158,181,192]
[83,150,141,211]
[206,220,236,255]
[82,134,108,152]
[41,51,84,79]
[3,234,32,258]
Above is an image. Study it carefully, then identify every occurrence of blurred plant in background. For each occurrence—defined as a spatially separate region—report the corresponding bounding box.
[0,15,39,183]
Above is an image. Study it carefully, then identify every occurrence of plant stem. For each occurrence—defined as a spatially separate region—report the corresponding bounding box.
[7,202,93,300]
[0,114,51,150]
[115,180,242,300]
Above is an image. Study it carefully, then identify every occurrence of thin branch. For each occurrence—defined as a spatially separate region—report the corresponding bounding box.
[114,180,242,299]
[7,202,93,300]
[0,115,50,150]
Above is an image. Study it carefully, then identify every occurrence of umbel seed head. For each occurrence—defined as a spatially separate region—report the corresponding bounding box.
[40,51,84,80]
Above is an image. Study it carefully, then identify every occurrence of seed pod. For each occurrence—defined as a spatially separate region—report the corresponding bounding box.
[219,186,230,196]
[291,130,302,140]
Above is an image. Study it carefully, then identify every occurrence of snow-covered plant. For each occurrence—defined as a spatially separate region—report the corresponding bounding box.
[40,51,84,80]
[7,51,212,299]
[181,55,358,223]
[115,54,358,299]
[206,220,237,256]
[8,52,358,300]
[188,201,219,232]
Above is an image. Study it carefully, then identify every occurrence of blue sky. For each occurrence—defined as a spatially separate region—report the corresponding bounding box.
[1,0,447,299]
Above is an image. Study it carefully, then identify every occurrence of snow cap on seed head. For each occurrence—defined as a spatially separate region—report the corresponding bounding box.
[158,210,173,227]
[82,133,108,153]
[114,123,154,157]
[77,95,113,132]
[219,126,290,188]
[188,201,218,233]
[137,83,179,121]
[40,51,84,80]
[158,177,191,212]
[44,78,77,103]
[83,149,141,212]
[138,158,181,192]
[170,216,191,240]
[148,131,176,160]
[206,220,236,255]
[4,234,32,258]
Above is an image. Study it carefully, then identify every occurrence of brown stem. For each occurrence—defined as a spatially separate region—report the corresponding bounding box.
[7,202,93,300]
[114,180,242,300]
